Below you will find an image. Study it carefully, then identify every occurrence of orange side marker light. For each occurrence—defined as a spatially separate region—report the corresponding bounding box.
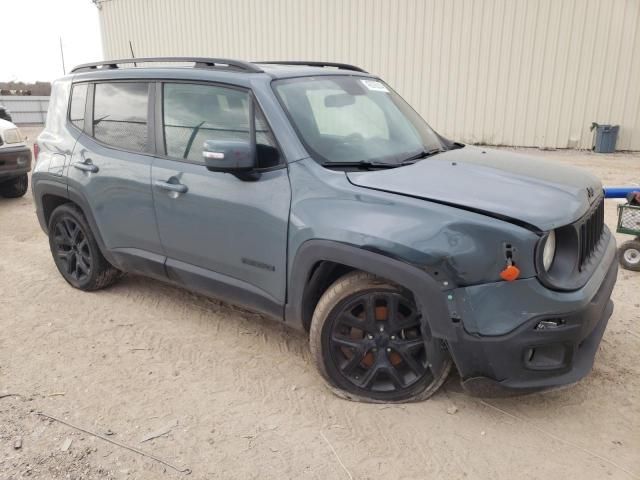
[500,264,520,282]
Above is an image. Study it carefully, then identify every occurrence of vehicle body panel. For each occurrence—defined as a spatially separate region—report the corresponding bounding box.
[286,157,540,287]
[151,158,290,304]
[67,133,162,254]
[33,78,81,181]
[347,146,602,231]
[453,229,616,335]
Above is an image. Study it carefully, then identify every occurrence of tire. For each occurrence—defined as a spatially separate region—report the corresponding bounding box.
[618,239,640,271]
[309,271,452,403]
[48,204,122,291]
[0,174,28,198]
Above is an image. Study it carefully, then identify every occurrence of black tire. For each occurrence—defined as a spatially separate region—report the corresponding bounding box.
[48,204,122,291]
[0,174,28,198]
[309,271,452,403]
[618,239,640,271]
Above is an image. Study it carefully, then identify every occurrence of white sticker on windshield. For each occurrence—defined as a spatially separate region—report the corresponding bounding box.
[360,79,389,92]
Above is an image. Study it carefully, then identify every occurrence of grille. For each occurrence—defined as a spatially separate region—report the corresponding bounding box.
[578,198,605,271]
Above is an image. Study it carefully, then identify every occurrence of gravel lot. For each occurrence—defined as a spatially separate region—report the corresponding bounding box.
[1,127,639,479]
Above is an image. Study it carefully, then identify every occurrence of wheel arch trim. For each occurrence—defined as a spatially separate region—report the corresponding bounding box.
[33,179,70,232]
[285,240,456,340]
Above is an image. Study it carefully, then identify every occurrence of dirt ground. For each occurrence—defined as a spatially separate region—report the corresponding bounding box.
[1,127,639,479]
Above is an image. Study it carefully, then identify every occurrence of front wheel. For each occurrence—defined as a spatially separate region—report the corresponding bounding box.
[619,239,640,271]
[0,174,28,198]
[309,272,452,403]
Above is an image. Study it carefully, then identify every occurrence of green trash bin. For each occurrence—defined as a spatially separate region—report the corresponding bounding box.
[590,122,619,153]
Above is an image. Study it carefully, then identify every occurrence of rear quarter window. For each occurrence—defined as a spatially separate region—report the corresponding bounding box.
[93,82,149,153]
[69,83,88,130]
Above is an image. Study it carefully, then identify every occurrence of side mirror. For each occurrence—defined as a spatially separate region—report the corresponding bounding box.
[203,139,255,172]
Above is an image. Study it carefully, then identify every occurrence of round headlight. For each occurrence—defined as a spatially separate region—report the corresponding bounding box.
[542,230,556,271]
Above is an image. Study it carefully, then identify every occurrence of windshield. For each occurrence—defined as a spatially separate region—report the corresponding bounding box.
[273,76,444,166]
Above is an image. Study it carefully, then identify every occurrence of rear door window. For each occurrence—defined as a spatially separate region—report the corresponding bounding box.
[93,82,149,152]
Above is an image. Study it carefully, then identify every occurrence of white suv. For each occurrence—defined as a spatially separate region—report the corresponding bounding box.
[0,118,31,197]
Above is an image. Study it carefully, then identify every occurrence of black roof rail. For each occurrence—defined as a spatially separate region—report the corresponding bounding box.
[256,61,368,73]
[70,57,263,74]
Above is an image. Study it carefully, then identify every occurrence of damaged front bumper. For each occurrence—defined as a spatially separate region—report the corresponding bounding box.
[445,232,618,397]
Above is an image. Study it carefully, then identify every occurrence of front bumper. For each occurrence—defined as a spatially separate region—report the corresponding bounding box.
[447,233,618,397]
[0,145,32,180]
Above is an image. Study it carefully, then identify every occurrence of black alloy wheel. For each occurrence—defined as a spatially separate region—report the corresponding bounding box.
[310,272,452,403]
[52,216,93,283]
[328,291,429,393]
[47,204,122,291]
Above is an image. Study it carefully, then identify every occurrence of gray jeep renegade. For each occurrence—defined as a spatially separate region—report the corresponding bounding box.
[33,58,617,402]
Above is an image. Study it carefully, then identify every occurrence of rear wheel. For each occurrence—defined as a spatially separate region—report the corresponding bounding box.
[48,204,122,290]
[309,271,452,403]
[0,174,28,198]
[619,239,640,271]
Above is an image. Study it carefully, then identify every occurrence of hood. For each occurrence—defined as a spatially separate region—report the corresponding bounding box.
[346,146,602,231]
[0,118,17,131]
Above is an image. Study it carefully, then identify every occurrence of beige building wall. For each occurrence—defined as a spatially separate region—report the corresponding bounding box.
[98,0,640,150]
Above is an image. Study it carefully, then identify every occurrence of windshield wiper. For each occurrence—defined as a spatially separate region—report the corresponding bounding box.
[400,147,444,165]
[322,161,400,169]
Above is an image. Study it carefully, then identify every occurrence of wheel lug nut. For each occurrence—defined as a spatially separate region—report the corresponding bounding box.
[386,348,391,353]
[379,326,384,332]
[367,334,373,340]
[390,335,396,340]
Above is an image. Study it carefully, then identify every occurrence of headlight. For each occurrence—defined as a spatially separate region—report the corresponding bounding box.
[4,128,22,144]
[542,230,556,271]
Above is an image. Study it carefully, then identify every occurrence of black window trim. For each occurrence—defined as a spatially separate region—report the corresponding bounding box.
[84,79,156,157]
[84,83,94,136]
[153,78,286,171]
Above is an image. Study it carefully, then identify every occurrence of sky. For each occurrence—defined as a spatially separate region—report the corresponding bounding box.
[2,0,102,83]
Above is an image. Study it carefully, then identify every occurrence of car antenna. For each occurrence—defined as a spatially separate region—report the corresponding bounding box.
[59,37,66,75]
[129,40,137,67]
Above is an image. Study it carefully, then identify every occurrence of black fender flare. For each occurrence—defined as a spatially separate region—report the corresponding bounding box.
[34,179,120,268]
[285,240,456,340]
[32,178,67,232]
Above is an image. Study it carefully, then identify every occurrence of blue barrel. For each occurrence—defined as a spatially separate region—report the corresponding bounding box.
[604,187,640,198]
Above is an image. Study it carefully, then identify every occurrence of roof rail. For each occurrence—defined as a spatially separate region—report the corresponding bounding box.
[70,57,263,74]
[256,61,368,73]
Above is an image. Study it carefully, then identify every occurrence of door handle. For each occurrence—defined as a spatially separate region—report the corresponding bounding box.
[154,180,188,194]
[73,160,99,173]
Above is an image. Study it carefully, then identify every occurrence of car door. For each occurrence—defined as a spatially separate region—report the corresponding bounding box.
[67,81,166,279]
[151,81,290,317]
